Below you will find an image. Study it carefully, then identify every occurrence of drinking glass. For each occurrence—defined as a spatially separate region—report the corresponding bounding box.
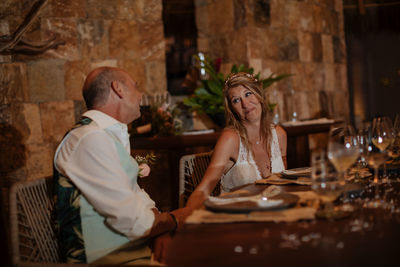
[311,150,344,219]
[388,114,400,164]
[354,125,369,179]
[394,113,400,130]
[365,143,387,206]
[327,124,360,185]
[372,117,395,181]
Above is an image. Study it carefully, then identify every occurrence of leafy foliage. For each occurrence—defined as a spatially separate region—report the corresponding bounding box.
[183,56,292,116]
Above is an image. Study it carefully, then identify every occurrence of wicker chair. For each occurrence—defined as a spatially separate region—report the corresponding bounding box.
[178,151,220,207]
[9,177,60,265]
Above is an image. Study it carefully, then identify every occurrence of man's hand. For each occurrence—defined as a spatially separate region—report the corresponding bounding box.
[170,207,193,229]
[138,163,151,178]
[152,232,173,264]
[149,207,194,264]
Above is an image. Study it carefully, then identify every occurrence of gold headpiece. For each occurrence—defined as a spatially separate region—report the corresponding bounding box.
[224,72,258,86]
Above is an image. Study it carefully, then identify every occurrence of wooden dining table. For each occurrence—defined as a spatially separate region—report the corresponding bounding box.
[165,180,400,267]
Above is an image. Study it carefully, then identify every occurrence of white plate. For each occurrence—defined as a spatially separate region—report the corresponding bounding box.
[204,193,299,213]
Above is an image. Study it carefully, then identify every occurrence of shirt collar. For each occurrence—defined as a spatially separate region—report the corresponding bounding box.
[82,110,127,131]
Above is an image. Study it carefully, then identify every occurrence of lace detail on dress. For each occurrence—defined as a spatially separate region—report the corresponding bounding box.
[270,128,285,173]
[220,127,285,193]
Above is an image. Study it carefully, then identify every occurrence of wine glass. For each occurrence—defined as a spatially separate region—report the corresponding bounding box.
[371,117,395,181]
[389,114,400,160]
[327,124,360,186]
[394,113,400,131]
[354,124,370,180]
[365,142,387,206]
[311,150,344,219]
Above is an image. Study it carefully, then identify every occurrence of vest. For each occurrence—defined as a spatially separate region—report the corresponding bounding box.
[53,117,139,263]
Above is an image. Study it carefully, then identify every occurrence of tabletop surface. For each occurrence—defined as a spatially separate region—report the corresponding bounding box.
[165,181,400,267]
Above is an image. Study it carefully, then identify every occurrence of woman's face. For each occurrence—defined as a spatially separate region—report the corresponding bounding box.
[228,85,261,123]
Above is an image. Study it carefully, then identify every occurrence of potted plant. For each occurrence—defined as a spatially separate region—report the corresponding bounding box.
[183,55,292,127]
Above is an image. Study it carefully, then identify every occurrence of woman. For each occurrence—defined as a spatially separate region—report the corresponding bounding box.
[186,72,287,209]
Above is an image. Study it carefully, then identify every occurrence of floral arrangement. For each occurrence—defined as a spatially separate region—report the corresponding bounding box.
[150,104,183,136]
[135,152,157,178]
[134,152,157,165]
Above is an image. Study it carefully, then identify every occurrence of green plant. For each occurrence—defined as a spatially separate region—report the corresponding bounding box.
[183,56,292,125]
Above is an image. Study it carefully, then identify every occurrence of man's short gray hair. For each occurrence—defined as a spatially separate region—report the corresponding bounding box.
[83,67,125,109]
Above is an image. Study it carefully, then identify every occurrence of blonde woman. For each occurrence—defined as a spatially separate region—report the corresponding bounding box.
[186,72,287,209]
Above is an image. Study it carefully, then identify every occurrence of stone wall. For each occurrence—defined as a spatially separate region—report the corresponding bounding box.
[0,0,166,185]
[0,0,349,186]
[195,0,349,122]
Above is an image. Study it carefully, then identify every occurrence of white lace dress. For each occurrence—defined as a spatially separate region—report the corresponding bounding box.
[220,127,285,193]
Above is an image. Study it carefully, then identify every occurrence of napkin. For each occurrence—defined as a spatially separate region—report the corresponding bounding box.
[185,206,316,224]
[256,174,312,185]
[346,168,372,181]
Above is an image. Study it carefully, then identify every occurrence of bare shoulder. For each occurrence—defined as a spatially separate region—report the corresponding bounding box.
[274,125,287,138]
[213,128,239,156]
[220,128,239,141]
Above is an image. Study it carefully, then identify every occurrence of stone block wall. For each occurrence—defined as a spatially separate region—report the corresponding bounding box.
[195,0,349,122]
[0,0,349,187]
[0,0,166,185]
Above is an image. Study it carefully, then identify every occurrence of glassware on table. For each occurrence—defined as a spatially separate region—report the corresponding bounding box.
[311,150,345,219]
[365,143,387,207]
[388,114,400,164]
[372,117,394,151]
[327,124,360,185]
[353,125,370,180]
[366,144,387,185]
[394,113,400,130]
[371,117,395,181]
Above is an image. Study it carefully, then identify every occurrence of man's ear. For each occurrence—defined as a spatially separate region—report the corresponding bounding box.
[111,80,124,98]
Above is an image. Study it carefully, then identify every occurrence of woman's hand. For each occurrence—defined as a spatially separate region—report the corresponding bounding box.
[138,163,151,178]
[185,191,207,209]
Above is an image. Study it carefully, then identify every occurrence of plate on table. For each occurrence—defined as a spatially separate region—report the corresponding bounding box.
[281,167,311,179]
[204,193,299,213]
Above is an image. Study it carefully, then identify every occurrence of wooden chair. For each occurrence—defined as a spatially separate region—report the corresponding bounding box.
[9,177,60,265]
[178,151,220,207]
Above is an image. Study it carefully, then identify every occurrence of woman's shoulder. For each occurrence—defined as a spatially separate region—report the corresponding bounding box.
[215,128,240,147]
[220,128,240,140]
[273,124,287,138]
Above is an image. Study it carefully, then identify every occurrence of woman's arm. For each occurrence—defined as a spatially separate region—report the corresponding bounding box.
[275,125,287,169]
[185,129,239,209]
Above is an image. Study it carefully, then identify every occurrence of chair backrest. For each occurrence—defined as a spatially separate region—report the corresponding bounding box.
[179,151,220,207]
[9,177,60,265]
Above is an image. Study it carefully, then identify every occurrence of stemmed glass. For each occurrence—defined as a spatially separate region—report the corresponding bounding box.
[354,124,370,180]
[363,120,388,206]
[327,124,360,186]
[388,114,400,168]
[311,150,344,219]
[371,117,395,182]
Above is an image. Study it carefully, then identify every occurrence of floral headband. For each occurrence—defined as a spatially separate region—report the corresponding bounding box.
[224,72,258,86]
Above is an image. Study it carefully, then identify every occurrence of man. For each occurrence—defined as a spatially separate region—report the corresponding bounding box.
[53,67,189,264]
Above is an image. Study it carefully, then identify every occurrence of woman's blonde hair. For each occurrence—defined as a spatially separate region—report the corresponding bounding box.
[223,72,273,158]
